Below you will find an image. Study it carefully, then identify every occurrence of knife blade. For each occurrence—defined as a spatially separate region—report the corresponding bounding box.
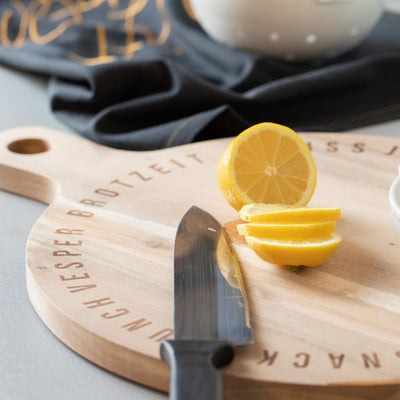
[160,206,253,400]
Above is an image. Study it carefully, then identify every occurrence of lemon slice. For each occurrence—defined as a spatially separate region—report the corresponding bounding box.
[239,203,341,224]
[237,221,336,240]
[245,233,342,267]
[217,123,317,211]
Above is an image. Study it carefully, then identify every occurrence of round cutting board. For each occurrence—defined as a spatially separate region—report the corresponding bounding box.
[1,126,400,399]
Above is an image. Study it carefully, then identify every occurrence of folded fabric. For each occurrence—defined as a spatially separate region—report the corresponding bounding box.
[0,0,399,150]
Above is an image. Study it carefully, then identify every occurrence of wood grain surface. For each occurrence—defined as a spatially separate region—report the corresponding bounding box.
[1,126,400,399]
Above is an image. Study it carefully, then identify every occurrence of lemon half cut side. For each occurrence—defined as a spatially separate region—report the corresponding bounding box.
[217,123,317,211]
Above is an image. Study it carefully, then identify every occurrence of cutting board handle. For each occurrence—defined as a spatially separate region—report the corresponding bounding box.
[0,126,121,203]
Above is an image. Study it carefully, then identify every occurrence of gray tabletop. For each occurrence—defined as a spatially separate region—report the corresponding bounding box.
[2,18,400,397]
[0,66,166,400]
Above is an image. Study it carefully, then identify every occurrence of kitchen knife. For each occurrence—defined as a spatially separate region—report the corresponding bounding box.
[160,206,253,400]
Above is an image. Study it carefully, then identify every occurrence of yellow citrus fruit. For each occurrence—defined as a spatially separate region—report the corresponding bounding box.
[245,234,342,267]
[239,203,341,224]
[217,122,317,211]
[237,221,336,240]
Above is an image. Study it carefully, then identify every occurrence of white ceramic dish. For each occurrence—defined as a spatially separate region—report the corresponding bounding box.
[189,0,385,61]
[389,165,400,234]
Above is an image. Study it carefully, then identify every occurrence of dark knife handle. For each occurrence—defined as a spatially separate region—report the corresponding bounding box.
[160,340,234,400]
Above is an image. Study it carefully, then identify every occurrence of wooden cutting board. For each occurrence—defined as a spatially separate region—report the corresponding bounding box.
[1,126,400,399]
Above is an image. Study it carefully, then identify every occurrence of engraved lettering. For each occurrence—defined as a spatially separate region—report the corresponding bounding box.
[329,353,345,369]
[293,353,310,368]
[53,250,82,257]
[53,239,82,246]
[128,171,152,181]
[67,210,94,218]
[80,199,106,207]
[170,159,185,168]
[327,141,338,152]
[110,179,133,188]
[385,145,398,156]
[187,153,203,163]
[148,329,174,342]
[149,163,171,175]
[83,297,115,308]
[55,228,84,235]
[60,272,90,281]
[102,308,130,319]
[352,142,365,153]
[257,350,279,366]
[54,262,84,269]
[362,353,381,368]
[67,284,96,293]
[95,188,119,197]
[122,318,152,331]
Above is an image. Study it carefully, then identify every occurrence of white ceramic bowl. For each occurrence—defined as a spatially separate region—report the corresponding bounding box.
[389,166,400,234]
[189,0,385,61]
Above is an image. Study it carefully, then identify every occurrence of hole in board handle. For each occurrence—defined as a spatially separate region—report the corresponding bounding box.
[7,138,50,154]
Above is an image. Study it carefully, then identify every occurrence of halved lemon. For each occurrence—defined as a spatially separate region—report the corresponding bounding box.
[217,123,317,211]
[239,203,341,224]
[245,234,342,267]
[237,221,336,240]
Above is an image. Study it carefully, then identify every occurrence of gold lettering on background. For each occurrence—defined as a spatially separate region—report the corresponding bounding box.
[0,0,176,64]
[108,0,147,59]
[68,23,116,65]
[29,3,75,45]
[1,0,32,48]
[181,0,195,20]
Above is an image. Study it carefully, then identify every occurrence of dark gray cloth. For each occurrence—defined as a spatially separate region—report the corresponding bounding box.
[0,0,399,150]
